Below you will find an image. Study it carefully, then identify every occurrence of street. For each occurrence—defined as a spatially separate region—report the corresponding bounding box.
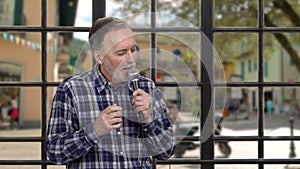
[0,112,300,169]
[165,112,300,169]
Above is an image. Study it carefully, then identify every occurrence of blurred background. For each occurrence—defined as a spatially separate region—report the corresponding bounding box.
[1,0,300,169]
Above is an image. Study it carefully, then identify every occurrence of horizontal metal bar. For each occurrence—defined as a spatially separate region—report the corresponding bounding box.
[0,26,89,32]
[214,82,300,87]
[214,135,300,141]
[214,27,300,33]
[0,158,300,165]
[157,158,300,165]
[0,135,299,143]
[156,82,202,87]
[0,82,60,87]
[2,81,300,87]
[0,160,52,165]
[0,137,43,142]
[1,26,300,33]
[177,135,300,142]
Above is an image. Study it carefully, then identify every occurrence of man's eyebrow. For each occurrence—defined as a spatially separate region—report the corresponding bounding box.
[115,44,137,52]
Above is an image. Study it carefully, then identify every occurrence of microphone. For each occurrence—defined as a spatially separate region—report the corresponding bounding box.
[128,69,140,91]
[132,79,139,91]
[128,69,145,139]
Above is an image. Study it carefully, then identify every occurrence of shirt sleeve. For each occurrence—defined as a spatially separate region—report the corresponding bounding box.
[142,87,176,160]
[46,83,97,164]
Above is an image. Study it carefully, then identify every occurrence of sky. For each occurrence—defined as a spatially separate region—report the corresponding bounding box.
[73,0,119,41]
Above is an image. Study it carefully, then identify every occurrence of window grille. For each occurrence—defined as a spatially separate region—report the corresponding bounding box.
[0,0,300,169]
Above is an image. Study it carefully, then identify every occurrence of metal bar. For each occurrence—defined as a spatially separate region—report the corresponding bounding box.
[41,0,48,169]
[0,160,53,165]
[2,81,300,87]
[201,0,214,169]
[257,1,265,169]
[1,0,298,168]
[91,0,106,68]
[150,1,157,168]
[2,158,300,166]
[150,0,157,83]
[92,0,106,22]
[157,158,300,165]
[0,82,60,87]
[0,137,44,142]
[4,26,300,33]
[174,135,300,142]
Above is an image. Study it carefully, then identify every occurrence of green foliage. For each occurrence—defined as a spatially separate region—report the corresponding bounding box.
[112,0,300,74]
[70,38,87,57]
[214,0,258,27]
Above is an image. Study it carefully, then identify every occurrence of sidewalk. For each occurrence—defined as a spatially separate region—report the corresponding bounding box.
[0,113,300,169]
[166,112,300,169]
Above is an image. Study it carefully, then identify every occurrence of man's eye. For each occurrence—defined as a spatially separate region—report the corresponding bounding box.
[116,51,125,56]
[131,47,136,52]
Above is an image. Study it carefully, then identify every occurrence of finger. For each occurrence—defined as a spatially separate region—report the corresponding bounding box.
[110,117,122,125]
[132,95,147,105]
[109,105,122,112]
[134,101,145,107]
[132,89,141,96]
[134,98,150,107]
[134,104,148,112]
[134,105,143,112]
[108,111,122,119]
[112,122,122,129]
[134,95,144,102]
[105,105,122,114]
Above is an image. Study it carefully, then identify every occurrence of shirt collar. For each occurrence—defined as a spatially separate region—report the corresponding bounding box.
[92,63,135,92]
[92,63,111,92]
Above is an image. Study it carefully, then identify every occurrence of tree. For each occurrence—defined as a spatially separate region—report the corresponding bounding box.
[112,0,300,73]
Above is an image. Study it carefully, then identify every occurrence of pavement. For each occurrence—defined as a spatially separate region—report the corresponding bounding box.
[170,111,300,169]
[0,112,300,169]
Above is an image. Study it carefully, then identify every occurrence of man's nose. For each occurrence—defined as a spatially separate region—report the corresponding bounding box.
[126,52,135,62]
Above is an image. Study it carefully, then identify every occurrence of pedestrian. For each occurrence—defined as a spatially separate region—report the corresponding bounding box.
[0,99,3,122]
[46,16,175,169]
[266,98,273,116]
[167,104,180,124]
[8,101,19,129]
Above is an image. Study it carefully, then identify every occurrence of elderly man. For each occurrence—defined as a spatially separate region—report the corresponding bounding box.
[46,16,175,169]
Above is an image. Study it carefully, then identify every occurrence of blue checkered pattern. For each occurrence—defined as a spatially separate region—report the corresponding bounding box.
[46,64,175,169]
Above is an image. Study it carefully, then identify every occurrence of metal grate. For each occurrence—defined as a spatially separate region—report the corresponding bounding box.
[0,0,299,169]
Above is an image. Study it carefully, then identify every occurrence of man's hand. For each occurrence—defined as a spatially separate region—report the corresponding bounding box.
[94,104,122,137]
[132,89,152,124]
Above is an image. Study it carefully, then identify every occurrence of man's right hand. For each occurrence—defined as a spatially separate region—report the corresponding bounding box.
[94,104,122,137]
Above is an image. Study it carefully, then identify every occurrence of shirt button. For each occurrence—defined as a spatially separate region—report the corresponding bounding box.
[94,140,98,143]
[117,131,121,135]
[120,151,124,155]
[144,128,147,132]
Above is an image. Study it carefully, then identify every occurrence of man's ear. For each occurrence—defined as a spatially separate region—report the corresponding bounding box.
[93,50,103,64]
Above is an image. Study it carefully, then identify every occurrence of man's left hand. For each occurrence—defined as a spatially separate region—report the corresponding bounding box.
[132,89,152,124]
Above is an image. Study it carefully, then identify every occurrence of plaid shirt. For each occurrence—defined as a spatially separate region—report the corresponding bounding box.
[46,64,175,169]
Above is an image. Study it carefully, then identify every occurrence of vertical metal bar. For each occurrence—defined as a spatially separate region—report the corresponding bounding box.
[92,0,106,67]
[92,0,106,22]
[257,1,264,169]
[41,0,47,169]
[150,1,157,168]
[150,0,157,83]
[201,0,214,169]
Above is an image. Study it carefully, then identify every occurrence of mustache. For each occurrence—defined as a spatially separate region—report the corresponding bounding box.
[120,63,136,70]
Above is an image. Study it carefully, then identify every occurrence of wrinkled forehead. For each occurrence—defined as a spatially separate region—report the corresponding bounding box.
[105,28,134,47]
[101,28,135,53]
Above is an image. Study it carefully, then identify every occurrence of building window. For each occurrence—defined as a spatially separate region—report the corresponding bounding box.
[248,59,252,72]
[264,61,269,77]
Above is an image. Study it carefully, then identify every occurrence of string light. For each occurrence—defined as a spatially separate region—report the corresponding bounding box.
[0,32,55,53]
